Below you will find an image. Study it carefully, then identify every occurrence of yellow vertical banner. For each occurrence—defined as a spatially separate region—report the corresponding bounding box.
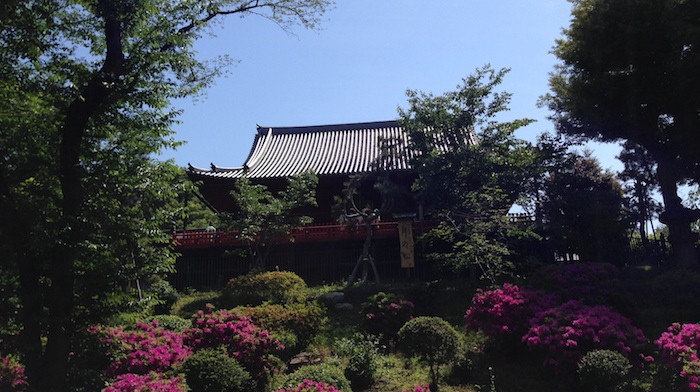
[398,219,414,268]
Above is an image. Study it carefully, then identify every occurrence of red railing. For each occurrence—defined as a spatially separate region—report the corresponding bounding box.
[173,220,437,249]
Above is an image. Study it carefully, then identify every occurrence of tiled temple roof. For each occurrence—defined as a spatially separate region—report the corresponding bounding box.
[187,120,477,179]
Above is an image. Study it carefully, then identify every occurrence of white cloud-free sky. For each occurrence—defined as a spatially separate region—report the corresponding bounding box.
[163,0,623,173]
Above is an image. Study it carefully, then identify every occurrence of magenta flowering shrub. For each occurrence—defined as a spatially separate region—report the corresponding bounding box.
[94,321,192,376]
[655,323,700,390]
[402,383,431,392]
[0,355,27,391]
[522,300,648,370]
[465,283,556,339]
[361,292,415,339]
[183,308,284,378]
[103,372,186,392]
[275,379,342,392]
[531,262,620,305]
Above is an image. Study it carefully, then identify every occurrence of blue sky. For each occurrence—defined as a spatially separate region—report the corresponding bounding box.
[163,0,623,173]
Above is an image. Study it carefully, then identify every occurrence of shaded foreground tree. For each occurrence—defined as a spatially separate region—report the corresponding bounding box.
[398,66,539,282]
[0,0,331,390]
[542,0,700,267]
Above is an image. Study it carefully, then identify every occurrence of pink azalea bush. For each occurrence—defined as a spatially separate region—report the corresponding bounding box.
[0,355,27,391]
[274,379,342,392]
[465,283,555,339]
[362,292,415,339]
[183,307,284,378]
[93,321,192,376]
[402,383,431,392]
[103,372,186,392]
[532,262,620,305]
[655,323,700,390]
[522,300,648,370]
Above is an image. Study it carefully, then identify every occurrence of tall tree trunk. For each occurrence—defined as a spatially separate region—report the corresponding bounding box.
[656,158,699,268]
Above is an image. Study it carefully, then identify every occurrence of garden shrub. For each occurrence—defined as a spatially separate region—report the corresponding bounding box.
[361,292,414,341]
[148,315,191,332]
[223,271,308,306]
[282,362,352,392]
[180,348,251,392]
[577,349,631,392]
[522,300,648,371]
[183,307,284,380]
[275,379,342,392]
[530,262,622,306]
[0,355,26,391]
[464,283,555,340]
[149,279,180,315]
[103,372,186,392]
[237,301,326,353]
[655,322,700,390]
[93,321,192,376]
[402,385,431,392]
[396,316,460,388]
[336,333,379,391]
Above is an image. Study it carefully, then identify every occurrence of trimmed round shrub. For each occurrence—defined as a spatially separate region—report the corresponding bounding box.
[149,315,191,332]
[396,316,460,388]
[336,333,379,391]
[180,349,251,392]
[224,271,308,306]
[282,362,351,392]
[149,279,180,315]
[577,349,631,392]
[236,301,326,354]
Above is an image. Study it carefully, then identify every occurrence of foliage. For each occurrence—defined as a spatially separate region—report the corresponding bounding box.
[530,262,622,306]
[183,307,284,379]
[361,292,414,342]
[179,348,251,392]
[651,268,700,321]
[148,315,191,332]
[464,283,554,340]
[618,142,662,242]
[223,271,308,307]
[398,65,539,282]
[274,379,342,392]
[0,355,26,391]
[396,316,460,388]
[0,0,332,388]
[522,300,649,371]
[577,349,631,392]
[104,373,187,392]
[149,279,180,315]
[281,362,352,392]
[236,301,327,354]
[221,172,318,269]
[541,0,700,267]
[336,333,380,390]
[93,321,192,376]
[655,323,700,390]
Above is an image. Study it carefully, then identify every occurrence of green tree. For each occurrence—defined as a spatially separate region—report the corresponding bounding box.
[539,148,632,264]
[0,0,331,390]
[398,65,539,282]
[222,171,318,270]
[542,0,700,267]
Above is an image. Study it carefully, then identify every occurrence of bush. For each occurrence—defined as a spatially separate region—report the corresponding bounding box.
[282,362,352,392]
[396,316,460,388]
[183,307,284,380]
[361,292,414,342]
[148,315,191,332]
[275,379,342,392]
[149,280,180,315]
[655,322,700,390]
[104,373,186,392]
[577,349,631,392]
[522,300,648,371]
[237,301,326,354]
[0,355,26,391]
[223,271,308,306]
[652,268,700,320]
[336,333,379,391]
[530,262,621,306]
[180,349,251,392]
[465,283,555,340]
